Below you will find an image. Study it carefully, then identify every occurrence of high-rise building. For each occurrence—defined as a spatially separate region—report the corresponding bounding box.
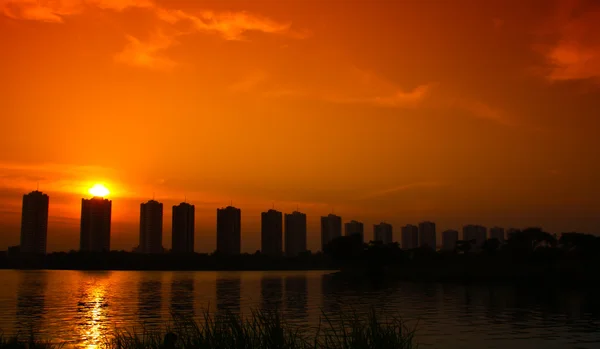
[320,214,342,251]
[506,228,519,240]
[20,190,49,254]
[261,209,283,256]
[344,220,364,243]
[217,206,241,255]
[172,202,195,253]
[419,221,436,250]
[284,211,307,257]
[442,230,459,250]
[489,227,505,242]
[139,200,163,254]
[401,224,419,249]
[463,225,487,248]
[80,196,112,252]
[373,222,393,244]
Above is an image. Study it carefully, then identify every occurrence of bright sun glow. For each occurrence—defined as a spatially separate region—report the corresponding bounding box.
[89,184,110,197]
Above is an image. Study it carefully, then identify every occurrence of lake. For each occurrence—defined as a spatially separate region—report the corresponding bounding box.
[0,270,599,348]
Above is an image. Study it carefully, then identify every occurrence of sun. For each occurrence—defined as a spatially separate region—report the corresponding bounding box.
[89,184,110,197]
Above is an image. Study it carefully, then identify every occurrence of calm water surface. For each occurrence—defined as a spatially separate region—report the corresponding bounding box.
[1,270,599,348]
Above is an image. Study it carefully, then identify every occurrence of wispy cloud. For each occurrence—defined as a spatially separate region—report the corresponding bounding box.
[1,0,306,69]
[114,31,177,70]
[1,0,82,22]
[454,99,515,126]
[324,66,436,108]
[536,0,600,82]
[0,162,120,196]
[156,8,300,41]
[359,182,445,200]
[329,83,436,108]
[229,71,269,92]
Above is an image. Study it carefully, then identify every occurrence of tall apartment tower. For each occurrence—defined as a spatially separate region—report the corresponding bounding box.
[442,229,459,250]
[463,225,487,248]
[261,209,283,256]
[489,227,505,242]
[172,202,195,253]
[284,211,307,257]
[401,224,419,250]
[139,200,163,254]
[217,206,241,255]
[320,214,342,251]
[20,190,49,254]
[419,221,437,250]
[373,222,393,244]
[80,196,112,252]
[506,228,519,240]
[344,220,364,243]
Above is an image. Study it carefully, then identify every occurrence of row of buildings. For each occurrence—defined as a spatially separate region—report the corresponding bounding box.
[18,190,513,255]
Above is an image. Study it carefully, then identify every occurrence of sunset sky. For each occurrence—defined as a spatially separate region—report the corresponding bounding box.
[1,0,599,253]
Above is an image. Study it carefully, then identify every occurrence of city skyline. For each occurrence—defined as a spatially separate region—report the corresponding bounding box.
[3,188,585,254]
[1,0,599,253]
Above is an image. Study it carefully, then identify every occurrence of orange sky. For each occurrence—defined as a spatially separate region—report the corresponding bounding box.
[1,0,599,253]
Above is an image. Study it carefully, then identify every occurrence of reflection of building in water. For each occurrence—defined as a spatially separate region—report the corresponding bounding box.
[320,274,343,315]
[216,275,241,315]
[261,276,283,311]
[170,276,194,318]
[138,278,162,326]
[284,275,308,321]
[16,271,48,334]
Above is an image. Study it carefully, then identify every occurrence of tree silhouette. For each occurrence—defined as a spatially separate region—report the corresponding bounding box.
[455,239,475,254]
[482,238,501,255]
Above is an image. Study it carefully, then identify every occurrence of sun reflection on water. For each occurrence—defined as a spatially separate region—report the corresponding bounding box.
[75,279,110,348]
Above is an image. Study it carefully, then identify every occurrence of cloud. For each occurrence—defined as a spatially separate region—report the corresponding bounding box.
[359,182,445,200]
[114,32,177,70]
[87,0,152,11]
[327,84,435,108]
[1,0,305,69]
[1,0,82,22]
[454,99,515,126]
[537,0,600,81]
[356,181,444,200]
[156,9,297,41]
[367,84,435,107]
[0,162,119,196]
[229,71,269,92]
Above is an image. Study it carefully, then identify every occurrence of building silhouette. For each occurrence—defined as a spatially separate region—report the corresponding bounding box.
[217,206,241,255]
[401,224,419,249]
[373,222,393,244]
[320,214,342,251]
[139,200,163,254]
[261,209,283,256]
[463,225,487,249]
[80,196,112,252]
[490,227,505,242]
[506,228,519,239]
[172,202,195,253]
[284,211,307,257]
[344,220,364,243]
[20,190,49,254]
[419,221,436,249]
[442,229,459,250]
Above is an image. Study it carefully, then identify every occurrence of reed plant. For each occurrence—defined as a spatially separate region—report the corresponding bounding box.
[1,308,417,349]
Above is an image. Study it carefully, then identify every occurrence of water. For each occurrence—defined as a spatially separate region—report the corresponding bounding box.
[0,270,599,348]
